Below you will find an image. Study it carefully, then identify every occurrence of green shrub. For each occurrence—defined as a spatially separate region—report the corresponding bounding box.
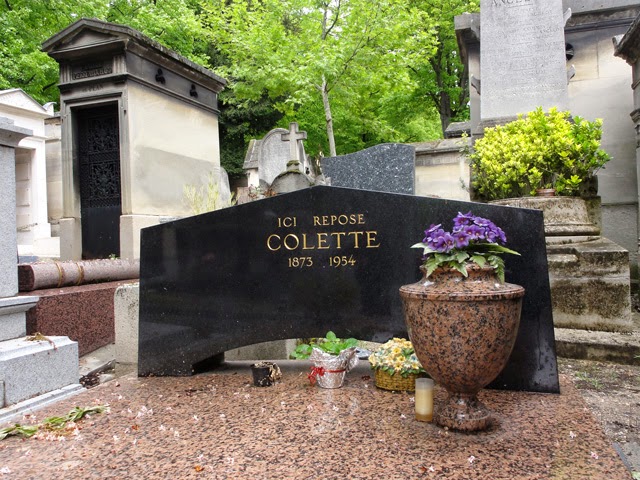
[470,107,611,200]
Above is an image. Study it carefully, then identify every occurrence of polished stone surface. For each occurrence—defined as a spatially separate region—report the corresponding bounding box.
[139,186,559,393]
[321,143,415,194]
[21,281,135,356]
[401,266,525,431]
[0,363,628,479]
[18,259,139,292]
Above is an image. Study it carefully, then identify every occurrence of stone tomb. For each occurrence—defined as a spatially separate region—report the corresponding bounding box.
[139,186,559,393]
[321,143,415,195]
[42,19,227,261]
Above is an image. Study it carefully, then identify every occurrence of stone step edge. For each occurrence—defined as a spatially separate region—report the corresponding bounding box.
[554,327,640,366]
[0,383,84,426]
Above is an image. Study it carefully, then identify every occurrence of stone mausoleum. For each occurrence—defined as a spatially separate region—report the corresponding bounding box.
[42,19,226,261]
[0,89,57,258]
[455,0,640,276]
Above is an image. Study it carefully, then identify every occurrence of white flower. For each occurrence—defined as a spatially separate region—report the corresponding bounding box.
[468,455,476,464]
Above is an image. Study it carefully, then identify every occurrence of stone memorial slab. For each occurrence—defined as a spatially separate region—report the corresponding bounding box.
[139,186,559,393]
[321,143,415,195]
[480,0,568,120]
[256,128,289,186]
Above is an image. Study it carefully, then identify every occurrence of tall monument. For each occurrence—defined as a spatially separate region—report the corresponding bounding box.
[480,0,568,121]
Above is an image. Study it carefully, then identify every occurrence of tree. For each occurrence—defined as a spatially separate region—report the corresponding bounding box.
[0,0,107,103]
[409,0,479,135]
[200,0,441,158]
[0,0,211,104]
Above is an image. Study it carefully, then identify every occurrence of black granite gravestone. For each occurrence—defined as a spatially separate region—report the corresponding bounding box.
[321,143,415,194]
[139,186,559,393]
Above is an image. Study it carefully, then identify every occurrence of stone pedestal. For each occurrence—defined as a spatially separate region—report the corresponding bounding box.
[493,196,633,332]
[0,118,81,410]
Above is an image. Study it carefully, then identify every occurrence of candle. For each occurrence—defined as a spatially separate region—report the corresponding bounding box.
[415,378,434,422]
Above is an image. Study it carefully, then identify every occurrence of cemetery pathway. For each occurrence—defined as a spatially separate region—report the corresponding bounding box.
[0,361,634,479]
[559,358,640,475]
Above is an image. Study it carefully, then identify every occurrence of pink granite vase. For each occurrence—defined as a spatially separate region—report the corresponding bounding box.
[399,265,525,432]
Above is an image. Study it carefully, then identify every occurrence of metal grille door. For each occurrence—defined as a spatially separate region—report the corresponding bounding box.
[76,104,121,259]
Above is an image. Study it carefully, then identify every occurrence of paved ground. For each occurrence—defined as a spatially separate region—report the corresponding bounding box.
[559,358,640,475]
[0,361,633,479]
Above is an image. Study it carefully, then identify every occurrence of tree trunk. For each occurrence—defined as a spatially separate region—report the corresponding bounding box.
[438,90,452,136]
[321,77,337,157]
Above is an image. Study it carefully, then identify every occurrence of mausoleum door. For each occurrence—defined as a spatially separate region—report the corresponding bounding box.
[76,104,121,259]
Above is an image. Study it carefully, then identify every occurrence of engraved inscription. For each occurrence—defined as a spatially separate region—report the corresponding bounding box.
[480,0,568,118]
[491,0,533,7]
[266,213,380,268]
[82,84,104,93]
[73,63,113,80]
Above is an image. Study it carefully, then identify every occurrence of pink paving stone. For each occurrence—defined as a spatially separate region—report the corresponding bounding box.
[0,362,630,479]
[20,280,136,356]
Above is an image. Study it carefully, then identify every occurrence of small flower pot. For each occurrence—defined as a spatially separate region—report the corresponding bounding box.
[535,188,556,197]
[251,362,281,387]
[307,347,358,389]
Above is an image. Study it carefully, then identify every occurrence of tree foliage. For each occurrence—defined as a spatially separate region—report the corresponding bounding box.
[0,0,209,104]
[409,0,479,135]
[0,0,477,172]
[199,0,447,158]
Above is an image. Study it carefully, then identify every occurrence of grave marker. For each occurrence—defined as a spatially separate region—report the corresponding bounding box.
[139,186,559,393]
[321,143,415,195]
[480,0,568,120]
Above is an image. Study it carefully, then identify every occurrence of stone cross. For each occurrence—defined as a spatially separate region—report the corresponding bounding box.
[281,122,307,162]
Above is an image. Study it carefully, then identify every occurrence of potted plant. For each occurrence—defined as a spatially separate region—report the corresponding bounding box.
[470,107,611,200]
[250,361,281,387]
[291,331,359,389]
[399,212,525,432]
[368,338,426,392]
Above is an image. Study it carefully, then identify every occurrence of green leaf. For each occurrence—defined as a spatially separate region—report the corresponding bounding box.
[455,251,470,263]
[452,263,468,277]
[471,255,486,267]
[0,424,39,440]
[325,331,337,342]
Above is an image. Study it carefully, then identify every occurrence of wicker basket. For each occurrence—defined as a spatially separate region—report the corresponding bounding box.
[374,369,423,392]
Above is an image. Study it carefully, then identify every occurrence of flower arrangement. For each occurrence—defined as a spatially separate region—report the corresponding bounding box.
[369,338,425,378]
[470,107,611,200]
[411,212,520,282]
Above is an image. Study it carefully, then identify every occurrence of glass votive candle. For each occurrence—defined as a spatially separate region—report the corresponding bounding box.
[415,378,434,422]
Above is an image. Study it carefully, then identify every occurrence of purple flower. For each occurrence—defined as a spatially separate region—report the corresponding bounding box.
[458,224,483,241]
[423,224,442,243]
[453,211,474,228]
[452,231,470,248]
[471,215,490,227]
[420,212,508,252]
[430,231,455,253]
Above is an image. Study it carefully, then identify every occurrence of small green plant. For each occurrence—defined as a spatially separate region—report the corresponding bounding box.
[183,171,236,215]
[470,107,611,200]
[290,331,358,359]
[0,405,108,440]
[574,371,602,390]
